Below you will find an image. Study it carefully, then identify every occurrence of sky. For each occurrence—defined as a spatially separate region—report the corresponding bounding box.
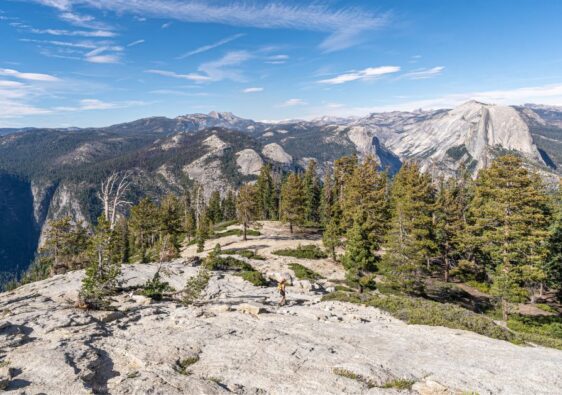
[2,0,562,128]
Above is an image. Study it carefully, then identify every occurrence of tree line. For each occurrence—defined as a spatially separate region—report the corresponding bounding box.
[7,155,562,317]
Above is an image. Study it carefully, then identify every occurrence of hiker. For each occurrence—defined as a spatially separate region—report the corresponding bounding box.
[277,278,287,306]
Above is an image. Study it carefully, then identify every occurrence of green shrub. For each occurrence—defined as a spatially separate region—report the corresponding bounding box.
[466,280,491,294]
[535,303,558,314]
[333,368,375,388]
[183,269,210,305]
[203,253,267,287]
[175,355,200,375]
[240,271,268,286]
[213,220,238,232]
[213,229,260,239]
[140,271,175,301]
[222,249,265,260]
[288,263,323,280]
[508,314,562,349]
[382,378,415,390]
[322,292,514,342]
[273,244,327,259]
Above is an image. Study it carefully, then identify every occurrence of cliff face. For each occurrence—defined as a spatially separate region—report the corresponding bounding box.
[0,175,39,277]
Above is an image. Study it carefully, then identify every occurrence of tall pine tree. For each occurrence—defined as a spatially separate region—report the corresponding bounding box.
[279,173,305,233]
[382,162,436,295]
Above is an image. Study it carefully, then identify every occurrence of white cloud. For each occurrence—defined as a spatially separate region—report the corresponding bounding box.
[85,46,123,63]
[242,87,263,93]
[318,66,400,85]
[0,68,59,82]
[161,21,172,29]
[29,28,116,37]
[265,54,289,64]
[127,39,145,47]
[177,33,244,59]
[403,66,445,80]
[147,50,252,83]
[281,98,307,107]
[30,0,387,51]
[55,98,147,112]
[145,69,212,82]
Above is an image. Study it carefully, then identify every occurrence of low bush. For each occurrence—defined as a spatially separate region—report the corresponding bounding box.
[222,249,265,260]
[183,269,210,305]
[204,252,267,287]
[175,355,200,375]
[465,280,491,294]
[240,271,268,286]
[139,271,175,301]
[322,291,514,342]
[381,378,415,390]
[288,263,323,280]
[508,315,562,349]
[273,244,327,259]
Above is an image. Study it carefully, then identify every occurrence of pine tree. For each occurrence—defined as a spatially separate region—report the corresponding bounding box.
[236,183,258,240]
[341,155,390,250]
[221,190,237,221]
[323,217,340,261]
[129,198,158,262]
[159,194,183,244]
[113,217,130,264]
[279,173,305,233]
[196,214,210,253]
[434,177,467,282]
[79,216,121,309]
[302,160,321,224]
[320,165,336,224]
[41,216,88,272]
[341,217,377,292]
[382,162,436,295]
[468,155,551,317]
[255,164,277,220]
[333,155,358,199]
[207,191,223,224]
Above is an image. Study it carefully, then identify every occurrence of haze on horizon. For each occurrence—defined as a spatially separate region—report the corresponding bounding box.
[2,0,562,128]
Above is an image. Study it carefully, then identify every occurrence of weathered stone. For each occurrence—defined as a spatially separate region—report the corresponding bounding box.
[237,303,265,316]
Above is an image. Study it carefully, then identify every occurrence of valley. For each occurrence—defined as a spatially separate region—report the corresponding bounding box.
[1,101,561,278]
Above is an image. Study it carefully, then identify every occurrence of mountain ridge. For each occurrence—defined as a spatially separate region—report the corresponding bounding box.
[0,101,561,277]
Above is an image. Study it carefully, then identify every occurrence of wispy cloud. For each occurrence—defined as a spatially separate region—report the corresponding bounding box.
[85,46,123,63]
[31,27,116,37]
[161,21,172,29]
[318,66,400,85]
[280,98,307,107]
[0,68,59,81]
[242,87,263,93]
[147,50,252,83]
[177,33,244,59]
[145,69,212,82]
[265,54,289,64]
[29,0,388,51]
[55,98,146,111]
[403,66,445,80]
[127,39,145,47]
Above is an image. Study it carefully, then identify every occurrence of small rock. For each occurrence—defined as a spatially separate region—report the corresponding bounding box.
[94,310,126,323]
[237,303,265,316]
[209,305,232,314]
[412,379,454,395]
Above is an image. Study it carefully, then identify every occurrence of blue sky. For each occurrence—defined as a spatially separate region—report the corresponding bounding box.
[2,0,562,127]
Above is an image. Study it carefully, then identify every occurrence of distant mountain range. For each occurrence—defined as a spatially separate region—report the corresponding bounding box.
[0,101,561,277]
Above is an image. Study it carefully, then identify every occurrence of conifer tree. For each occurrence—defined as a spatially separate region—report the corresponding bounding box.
[341,155,390,250]
[221,190,237,221]
[159,194,183,241]
[434,177,466,282]
[79,216,121,309]
[323,217,341,261]
[207,191,223,224]
[183,207,196,242]
[113,217,130,264]
[236,183,258,240]
[302,160,321,224]
[382,162,436,295]
[333,155,358,199]
[341,216,377,292]
[196,214,210,252]
[42,216,88,272]
[255,164,277,220]
[320,165,336,225]
[279,173,305,233]
[129,198,159,262]
[468,155,551,317]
